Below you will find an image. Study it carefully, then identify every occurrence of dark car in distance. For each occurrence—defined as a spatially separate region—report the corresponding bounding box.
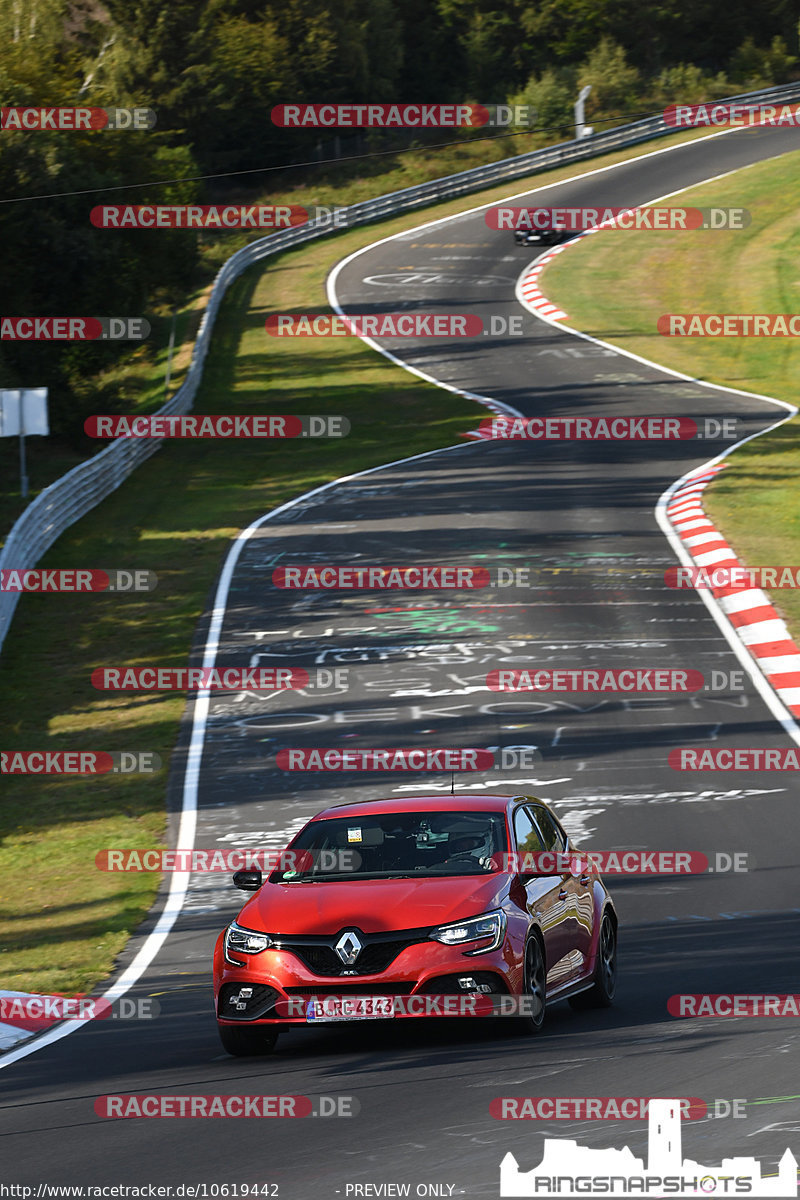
[514,220,572,247]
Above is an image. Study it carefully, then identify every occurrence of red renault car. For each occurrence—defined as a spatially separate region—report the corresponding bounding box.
[213,794,617,1055]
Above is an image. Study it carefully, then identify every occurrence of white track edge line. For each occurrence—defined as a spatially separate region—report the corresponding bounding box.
[0,438,472,1070]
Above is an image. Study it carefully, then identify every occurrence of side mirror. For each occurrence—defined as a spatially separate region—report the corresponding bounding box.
[232,869,262,891]
[513,848,573,880]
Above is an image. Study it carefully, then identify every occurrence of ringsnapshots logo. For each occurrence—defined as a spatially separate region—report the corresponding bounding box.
[499,1098,798,1197]
[0,107,156,131]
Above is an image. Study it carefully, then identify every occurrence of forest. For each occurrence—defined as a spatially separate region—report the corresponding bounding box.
[1,0,798,442]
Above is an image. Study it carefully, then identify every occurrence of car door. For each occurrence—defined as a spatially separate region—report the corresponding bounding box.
[531,804,594,981]
[512,805,574,992]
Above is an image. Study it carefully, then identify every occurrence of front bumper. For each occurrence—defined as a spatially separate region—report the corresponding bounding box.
[215,939,518,1026]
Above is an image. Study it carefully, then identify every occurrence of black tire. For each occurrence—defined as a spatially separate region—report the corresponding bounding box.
[569,912,617,1010]
[218,1023,279,1056]
[517,934,547,1033]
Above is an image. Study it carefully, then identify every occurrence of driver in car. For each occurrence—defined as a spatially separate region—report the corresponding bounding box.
[446,831,495,869]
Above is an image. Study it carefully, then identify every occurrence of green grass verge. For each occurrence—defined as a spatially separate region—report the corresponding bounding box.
[540,144,800,638]
[0,125,727,997]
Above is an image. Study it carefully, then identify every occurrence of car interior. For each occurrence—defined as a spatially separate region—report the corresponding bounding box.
[283,813,507,876]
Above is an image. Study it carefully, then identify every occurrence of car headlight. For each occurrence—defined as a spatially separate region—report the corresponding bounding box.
[430,910,506,955]
[224,920,273,964]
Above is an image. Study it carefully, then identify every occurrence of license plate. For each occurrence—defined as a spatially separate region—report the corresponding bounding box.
[306,996,396,1022]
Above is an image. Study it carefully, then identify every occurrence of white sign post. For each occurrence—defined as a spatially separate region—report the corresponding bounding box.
[0,388,49,498]
[575,85,593,139]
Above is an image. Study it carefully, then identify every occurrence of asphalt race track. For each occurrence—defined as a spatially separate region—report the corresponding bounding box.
[2,126,800,1198]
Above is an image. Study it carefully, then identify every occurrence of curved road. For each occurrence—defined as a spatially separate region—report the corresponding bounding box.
[2,125,800,1199]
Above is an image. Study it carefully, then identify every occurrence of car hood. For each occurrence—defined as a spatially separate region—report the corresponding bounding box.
[238,873,510,936]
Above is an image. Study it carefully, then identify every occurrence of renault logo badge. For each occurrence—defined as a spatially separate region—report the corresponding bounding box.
[334,931,363,965]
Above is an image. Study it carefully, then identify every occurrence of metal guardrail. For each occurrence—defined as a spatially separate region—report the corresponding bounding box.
[2,81,800,652]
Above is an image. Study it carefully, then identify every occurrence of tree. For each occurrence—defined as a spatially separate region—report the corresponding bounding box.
[728,35,797,86]
[578,38,641,119]
[509,67,576,139]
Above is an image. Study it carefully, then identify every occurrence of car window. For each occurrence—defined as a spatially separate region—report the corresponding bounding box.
[513,806,545,854]
[530,805,566,852]
[270,810,508,880]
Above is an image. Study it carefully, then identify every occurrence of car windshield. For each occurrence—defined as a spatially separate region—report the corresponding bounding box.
[269,811,508,882]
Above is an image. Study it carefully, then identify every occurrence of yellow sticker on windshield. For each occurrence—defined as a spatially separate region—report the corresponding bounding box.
[347,827,362,843]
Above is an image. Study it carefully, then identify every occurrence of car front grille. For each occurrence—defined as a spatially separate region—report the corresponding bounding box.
[273,927,431,977]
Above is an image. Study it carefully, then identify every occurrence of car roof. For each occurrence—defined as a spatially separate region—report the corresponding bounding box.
[311,794,542,821]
